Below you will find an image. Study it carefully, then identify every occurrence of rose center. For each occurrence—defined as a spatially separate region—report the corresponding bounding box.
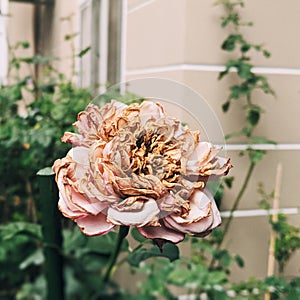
[131,130,181,183]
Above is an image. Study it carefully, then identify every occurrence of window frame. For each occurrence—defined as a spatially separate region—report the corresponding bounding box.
[78,0,127,94]
[78,0,109,93]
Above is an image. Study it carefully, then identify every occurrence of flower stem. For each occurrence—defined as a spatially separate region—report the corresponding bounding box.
[102,226,129,283]
[210,162,256,268]
[222,161,256,239]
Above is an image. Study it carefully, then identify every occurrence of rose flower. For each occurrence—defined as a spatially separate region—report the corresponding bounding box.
[53,100,231,245]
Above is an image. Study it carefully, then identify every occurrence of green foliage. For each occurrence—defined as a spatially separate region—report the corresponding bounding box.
[218,0,274,146]
[272,214,300,274]
[0,42,93,224]
[258,184,300,275]
[214,0,276,251]
[127,243,180,267]
[0,41,144,299]
[0,222,43,299]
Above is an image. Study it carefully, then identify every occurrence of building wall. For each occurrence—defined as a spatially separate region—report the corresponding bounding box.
[7,1,34,80]
[126,0,300,282]
[7,0,300,285]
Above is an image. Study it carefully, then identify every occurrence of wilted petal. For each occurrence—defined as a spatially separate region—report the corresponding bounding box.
[69,146,89,165]
[78,174,118,204]
[164,189,221,236]
[138,223,185,244]
[102,140,113,159]
[54,158,85,218]
[208,157,232,177]
[58,189,85,219]
[68,147,89,179]
[107,199,160,226]
[186,141,232,179]
[139,101,165,126]
[75,213,115,236]
[194,197,221,237]
[169,190,211,224]
[70,189,109,215]
[186,142,219,174]
[62,132,83,146]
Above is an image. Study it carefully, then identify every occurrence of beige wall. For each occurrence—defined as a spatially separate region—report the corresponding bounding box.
[8,0,300,286]
[8,1,79,81]
[43,0,80,81]
[7,2,34,79]
[126,0,300,282]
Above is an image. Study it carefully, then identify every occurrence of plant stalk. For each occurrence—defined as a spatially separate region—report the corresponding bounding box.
[102,225,129,282]
[222,161,256,240]
[36,167,64,300]
[210,161,256,268]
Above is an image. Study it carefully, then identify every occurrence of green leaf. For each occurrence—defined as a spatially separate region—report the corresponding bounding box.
[230,85,242,99]
[15,41,30,49]
[127,243,179,267]
[234,254,245,267]
[38,83,56,93]
[224,176,234,188]
[207,180,224,207]
[263,50,271,58]
[131,227,148,243]
[217,249,232,268]
[247,109,260,126]
[207,270,228,284]
[21,41,30,49]
[80,231,128,256]
[36,167,54,176]
[19,249,44,270]
[19,57,33,64]
[167,268,194,286]
[222,101,230,112]
[78,46,91,58]
[64,33,78,41]
[241,43,251,53]
[10,85,22,101]
[32,55,56,65]
[237,62,253,79]
[0,222,42,241]
[259,199,271,210]
[241,125,252,137]
[249,136,276,145]
[16,276,46,300]
[248,149,266,163]
[221,34,242,51]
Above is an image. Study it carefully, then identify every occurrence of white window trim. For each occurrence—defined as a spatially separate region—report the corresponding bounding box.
[127,0,156,14]
[78,0,92,87]
[126,63,300,77]
[119,0,127,94]
[0,0,9,85]
[98,0,108,94]
[78,0,109,93]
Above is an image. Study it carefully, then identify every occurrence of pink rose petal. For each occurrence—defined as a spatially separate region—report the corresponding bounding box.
[107,199,160,226]
[139,101,165,126]
[138,224,185,244]
[58,190,84,218]
[165,213,213,235]
[164,189,221,235]
[75,213,114,236]
[70,189,108,215]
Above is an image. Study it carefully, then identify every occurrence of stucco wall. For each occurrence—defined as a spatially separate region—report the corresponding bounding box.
[126,0,300,282]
